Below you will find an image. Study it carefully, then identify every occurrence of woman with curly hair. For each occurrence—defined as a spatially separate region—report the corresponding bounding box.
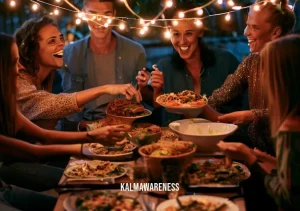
[0,32,131,210]
[15,16,141,130]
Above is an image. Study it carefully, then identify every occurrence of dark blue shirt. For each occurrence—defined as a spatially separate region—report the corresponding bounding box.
[156,47,242,126]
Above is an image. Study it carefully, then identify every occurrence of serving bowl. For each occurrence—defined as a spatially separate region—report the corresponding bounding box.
[169,119,238,152]
[138,141,196,182]
[126,123,162,146]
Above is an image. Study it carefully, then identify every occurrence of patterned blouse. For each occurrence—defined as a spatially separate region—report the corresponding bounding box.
[208,53,273,155]
[17,70,81,130]
[251,132,300,210]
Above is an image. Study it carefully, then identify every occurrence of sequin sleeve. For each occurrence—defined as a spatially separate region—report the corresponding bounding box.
[17,76,82,121]
[252,109,269,123]
[208,54,259,111]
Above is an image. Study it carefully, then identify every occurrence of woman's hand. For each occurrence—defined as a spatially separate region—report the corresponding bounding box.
[151,66,164,92]
[253,148,276,165]
[136,68,150,89]
[218,110,254,124]
[106,84,142,102]
[217,141,257,165]
[87,125,131,145]
[253,148,277,174]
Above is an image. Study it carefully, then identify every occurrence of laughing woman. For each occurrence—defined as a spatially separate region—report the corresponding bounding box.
[15,16,141,130]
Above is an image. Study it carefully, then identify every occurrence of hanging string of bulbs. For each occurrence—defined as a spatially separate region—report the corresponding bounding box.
[7,0,297,39]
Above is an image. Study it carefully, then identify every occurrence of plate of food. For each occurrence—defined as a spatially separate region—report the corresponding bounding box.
[63,190,145,211]
[156,90,208,117]
[126,123,162,146]
[82,140,137,161]
[86,118,127,131]
[64,160,126,180]
[184,159,250,188]
[106,99,152,124]
[82,139,137,161]
[156,195,238,211]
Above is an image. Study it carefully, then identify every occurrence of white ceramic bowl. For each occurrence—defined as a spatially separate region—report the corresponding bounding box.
[156,195,239,211]
[169,119,238,152]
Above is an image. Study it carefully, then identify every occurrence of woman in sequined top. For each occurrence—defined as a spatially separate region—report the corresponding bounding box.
[218,34,300,211]
[204,0,295,155]
[15,16,142,130]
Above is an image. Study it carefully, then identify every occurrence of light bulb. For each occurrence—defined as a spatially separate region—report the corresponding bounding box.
[195,19,203,26]
[225,13,231,21]
[166,0,173,8]
[10,0,16,7]
[164,30,171,39]
[119,23,125,30]
[54,9,59,15]
[75,18,81,25]
[178,12,184,18]
[253,4,260,11]
[32,3,38,11]
[172,20,178,26]
[197,9,203,15]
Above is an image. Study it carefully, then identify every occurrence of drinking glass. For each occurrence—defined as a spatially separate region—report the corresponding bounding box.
[161,158,184,199]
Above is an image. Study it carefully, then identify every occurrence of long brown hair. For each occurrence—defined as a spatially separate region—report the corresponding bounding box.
[0,33,17,137]
[261,34,300,136]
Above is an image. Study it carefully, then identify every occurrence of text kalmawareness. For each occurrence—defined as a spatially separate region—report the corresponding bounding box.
[120,183,180,192]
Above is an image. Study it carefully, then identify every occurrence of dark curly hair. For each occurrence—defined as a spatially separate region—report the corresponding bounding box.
[15,16,58,75]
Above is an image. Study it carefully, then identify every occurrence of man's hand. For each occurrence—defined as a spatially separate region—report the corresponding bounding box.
[136,68,150,89]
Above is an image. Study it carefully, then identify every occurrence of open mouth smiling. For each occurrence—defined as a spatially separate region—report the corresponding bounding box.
[53,50,63,58]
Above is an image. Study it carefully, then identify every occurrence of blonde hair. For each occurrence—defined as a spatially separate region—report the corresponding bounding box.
[261,34,300,136]
[253,0,295,36]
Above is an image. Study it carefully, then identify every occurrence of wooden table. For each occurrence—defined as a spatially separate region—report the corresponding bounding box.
[54,156,247,210]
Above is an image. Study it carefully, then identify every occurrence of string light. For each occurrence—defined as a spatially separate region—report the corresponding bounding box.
[232,6,242,10]
[270,0,276,3]
[10,0,16,7]
[140,29,145,35]
[107,18,112,24]
[178,12,185,18]
[164,30,171,39]
[227,0,235,6]
[31,3,39,11]
[21,0,296,39]
[77,12,84,18]
[75,18,81,25]
[225,13,231,21]
[166,0,173,8]
[119,23,125,30]
[54,8,59,15]
[143,26,149,31]
[197,9,204,16]
[195,19,203,26]
[253,4,260,11]
[288,4,293,9]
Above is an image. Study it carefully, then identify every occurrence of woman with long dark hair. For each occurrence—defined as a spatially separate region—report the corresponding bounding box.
[0,32,130,208]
